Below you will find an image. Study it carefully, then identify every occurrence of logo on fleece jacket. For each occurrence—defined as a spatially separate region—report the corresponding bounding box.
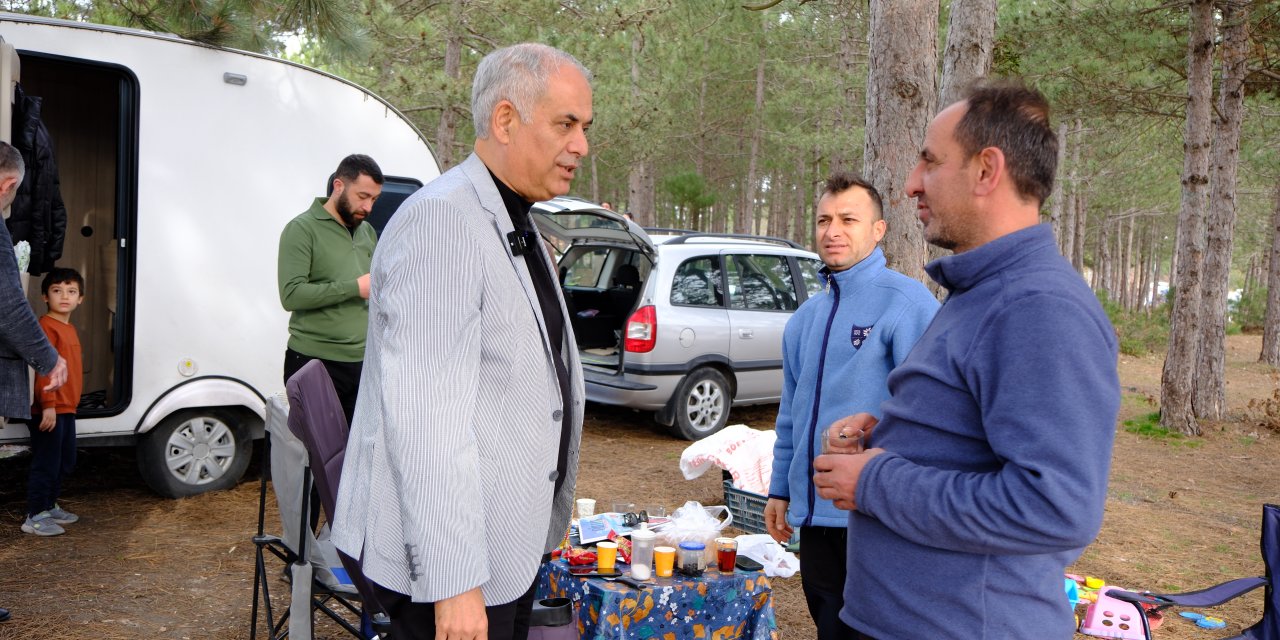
[851,325,873,349]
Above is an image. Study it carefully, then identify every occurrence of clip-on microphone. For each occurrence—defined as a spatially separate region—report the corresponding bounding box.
[508,230,538,257]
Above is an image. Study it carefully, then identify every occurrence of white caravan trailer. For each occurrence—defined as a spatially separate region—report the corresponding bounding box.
[0,13,440,496]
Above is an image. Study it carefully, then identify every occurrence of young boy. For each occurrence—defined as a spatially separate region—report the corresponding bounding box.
[23,268,85,537]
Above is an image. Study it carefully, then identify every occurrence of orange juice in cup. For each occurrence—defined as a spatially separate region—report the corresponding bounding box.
[654,546,676,578]
[597,541,618,571]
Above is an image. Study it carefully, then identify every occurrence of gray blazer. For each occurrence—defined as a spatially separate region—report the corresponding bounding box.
[0,219,58,420]
[332,154,584,606]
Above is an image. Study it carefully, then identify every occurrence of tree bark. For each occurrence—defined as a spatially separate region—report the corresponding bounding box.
[1074,187,1088,276]
[939,0,996,108]
[1161,0,1216,436]
[832,0,866,175]
[433,2,463,170]
[740,56,766,235]
[1050,122,1070,254]
[1262,178,1280,366]
[862,0,937,281]
[627,33,655,225]
[1195,0,1250,419]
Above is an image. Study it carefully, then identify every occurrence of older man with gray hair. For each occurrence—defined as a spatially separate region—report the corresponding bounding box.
[0,142,68,624]
[332,43,591,640]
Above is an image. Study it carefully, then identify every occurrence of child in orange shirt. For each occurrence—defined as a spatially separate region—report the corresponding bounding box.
[23,268,84,537]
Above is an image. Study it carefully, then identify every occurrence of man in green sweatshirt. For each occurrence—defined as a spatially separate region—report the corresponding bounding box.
[277,154,383,423]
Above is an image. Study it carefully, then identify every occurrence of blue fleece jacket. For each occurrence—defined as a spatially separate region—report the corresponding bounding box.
[842,224,1120,639]
[768,247,938,528]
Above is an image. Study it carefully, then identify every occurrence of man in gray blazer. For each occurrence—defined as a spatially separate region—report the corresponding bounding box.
[332,43,590,640]
[0,141,68,624]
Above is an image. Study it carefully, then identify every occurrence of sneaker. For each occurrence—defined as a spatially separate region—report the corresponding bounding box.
[46,504,78,524]
[21,512,65,537]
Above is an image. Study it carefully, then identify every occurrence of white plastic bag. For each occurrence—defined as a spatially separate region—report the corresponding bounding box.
[735,533,799,578]
[653,500,733,564]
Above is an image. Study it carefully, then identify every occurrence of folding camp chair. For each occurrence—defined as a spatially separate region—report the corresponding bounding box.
[248,363,388,640]
[1108,502,1278,640]
[284,360,389,636]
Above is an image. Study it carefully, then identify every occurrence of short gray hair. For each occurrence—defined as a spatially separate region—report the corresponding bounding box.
[471,43,591,139]
[0,141,24,183]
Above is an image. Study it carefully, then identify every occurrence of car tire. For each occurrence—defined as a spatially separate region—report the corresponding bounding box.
[669,367,731,440]
[137,409,252,498]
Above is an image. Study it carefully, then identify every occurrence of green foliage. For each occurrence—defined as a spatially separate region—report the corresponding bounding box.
[661,171,717,228]
[10,0,360,53]
[1123,412,1203,448]
[1231,287,1269,334]
[1099,294,1169,357]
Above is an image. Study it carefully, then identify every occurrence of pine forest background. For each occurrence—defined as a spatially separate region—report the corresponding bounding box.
[7,0,1280,435]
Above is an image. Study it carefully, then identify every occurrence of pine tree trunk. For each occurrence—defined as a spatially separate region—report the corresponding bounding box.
[1070,186,1090,273]
[1122,218,1135,310]
[939,0,996,107]
[740,57,766,235]
[1195,0,1249,419]
[863,0,937,281]
[1161,0,1216,436]
[1071,120,1086,274]
[433,6,462,170]
[1151,234,1163,315]
[1146,225,1157,312]
[1050,123,1070,254]
[627,34,654,225]
[1262,178,1280,366]
[832,0,866,175]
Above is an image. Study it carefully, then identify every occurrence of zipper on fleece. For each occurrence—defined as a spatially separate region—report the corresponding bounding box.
[803,269,840,527]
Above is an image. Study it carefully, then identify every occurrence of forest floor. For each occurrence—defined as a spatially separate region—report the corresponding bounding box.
[0,334,1276,640]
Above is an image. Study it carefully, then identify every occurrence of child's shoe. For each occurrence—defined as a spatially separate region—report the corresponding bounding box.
[21,512,65,536]
[46,504,78,524]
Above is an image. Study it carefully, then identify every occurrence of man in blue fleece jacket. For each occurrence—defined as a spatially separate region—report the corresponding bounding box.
[765,173,938,639]
[813,83,1120,639]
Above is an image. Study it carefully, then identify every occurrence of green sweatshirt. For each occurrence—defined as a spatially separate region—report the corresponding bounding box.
[277,197,377,362]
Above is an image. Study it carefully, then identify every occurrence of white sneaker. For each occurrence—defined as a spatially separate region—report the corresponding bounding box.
[21,512,65,537]
[46,504,79,524]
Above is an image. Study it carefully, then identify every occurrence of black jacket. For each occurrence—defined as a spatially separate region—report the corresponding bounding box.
[7,83,67,276]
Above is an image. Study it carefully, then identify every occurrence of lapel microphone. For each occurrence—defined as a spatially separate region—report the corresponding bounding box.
[508,230,539,257]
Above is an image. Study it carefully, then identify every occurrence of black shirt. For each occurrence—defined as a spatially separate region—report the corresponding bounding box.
[490,171,574,495]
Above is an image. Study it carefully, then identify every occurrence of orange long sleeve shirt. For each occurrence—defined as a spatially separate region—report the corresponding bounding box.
[32,315,83,415]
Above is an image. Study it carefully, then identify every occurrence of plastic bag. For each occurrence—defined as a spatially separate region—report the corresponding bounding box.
[653,500,733,564]
[735,534,799,578]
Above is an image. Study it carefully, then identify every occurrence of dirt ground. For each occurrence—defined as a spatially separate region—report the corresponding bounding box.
[0,334,1277,640]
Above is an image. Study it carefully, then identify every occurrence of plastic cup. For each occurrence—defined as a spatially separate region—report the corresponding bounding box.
[822,423,863,454]
[596,541,618,571]
[576,498,596,519]
[716,537,738,574]
[654,546,676,578]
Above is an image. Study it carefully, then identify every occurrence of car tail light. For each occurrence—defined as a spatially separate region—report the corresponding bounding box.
[624,305,657,353]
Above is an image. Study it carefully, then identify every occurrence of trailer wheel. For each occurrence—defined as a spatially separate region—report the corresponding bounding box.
[138,409,252,498]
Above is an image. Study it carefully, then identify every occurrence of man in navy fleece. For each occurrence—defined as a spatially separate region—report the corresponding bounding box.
[813,82,1120,639]
[764,173,937,640]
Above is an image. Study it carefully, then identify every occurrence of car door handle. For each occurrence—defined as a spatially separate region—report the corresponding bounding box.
[738,329,754,339]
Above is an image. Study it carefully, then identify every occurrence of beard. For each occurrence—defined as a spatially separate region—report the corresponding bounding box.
[335,191,364,229]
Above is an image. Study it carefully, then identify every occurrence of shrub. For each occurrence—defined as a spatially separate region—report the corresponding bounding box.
[1099,294,1170,357]
[1230,288,1268,334]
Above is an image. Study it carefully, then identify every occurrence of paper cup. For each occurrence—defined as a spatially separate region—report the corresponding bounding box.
[596,541,618,571]
[576,498,596,519]
[654,546,676,578]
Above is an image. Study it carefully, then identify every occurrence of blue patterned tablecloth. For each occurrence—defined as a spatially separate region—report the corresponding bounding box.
[535,560,779,640]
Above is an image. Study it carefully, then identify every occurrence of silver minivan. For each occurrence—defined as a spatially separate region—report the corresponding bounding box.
[534,197,825,439]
